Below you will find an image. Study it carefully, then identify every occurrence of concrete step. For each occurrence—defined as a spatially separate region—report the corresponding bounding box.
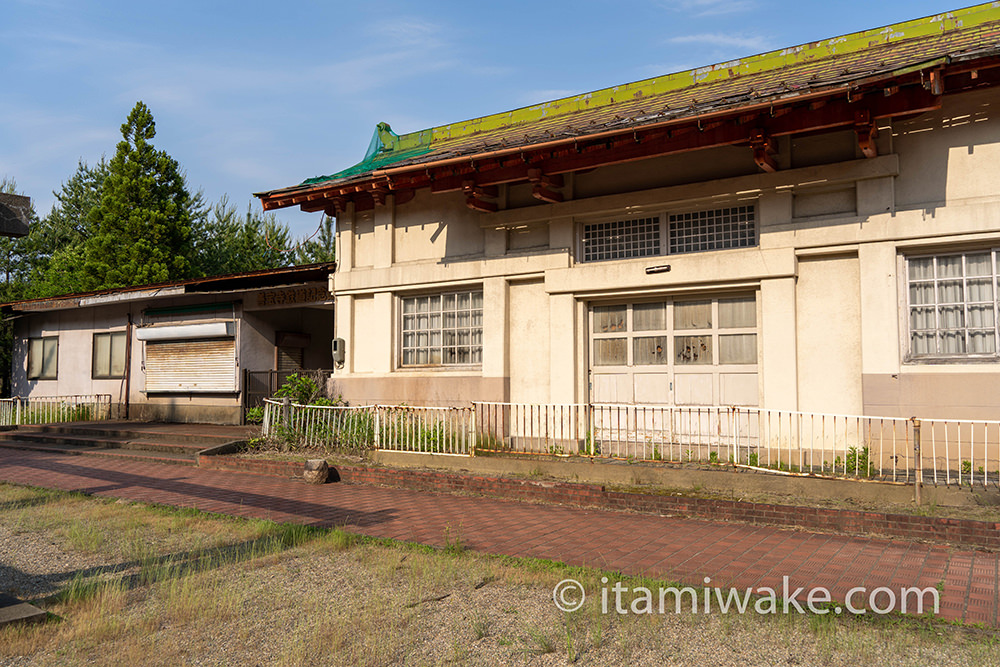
[9,422,247,446]
[0,432,206,455]
[0,440,197,466]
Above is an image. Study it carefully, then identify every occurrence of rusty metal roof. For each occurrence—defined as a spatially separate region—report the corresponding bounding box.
[257,3,1000,200]
[0,262,336,313]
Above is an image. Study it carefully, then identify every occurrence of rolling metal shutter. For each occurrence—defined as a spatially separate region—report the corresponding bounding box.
[145,339,236,392]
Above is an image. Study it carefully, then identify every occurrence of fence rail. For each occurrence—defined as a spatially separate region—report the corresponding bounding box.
[260,398,1000,488]
[0,394,113,426]
[262,399,475,455]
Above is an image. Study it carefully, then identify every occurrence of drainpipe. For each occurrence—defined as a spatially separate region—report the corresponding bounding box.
[912,417,922,506]
[123,313,134,420]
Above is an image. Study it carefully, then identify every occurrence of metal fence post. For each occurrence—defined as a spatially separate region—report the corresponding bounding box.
[15,397,21,426]
[282,397,291,428]
[374,407,382,449]
[913,417,923,506]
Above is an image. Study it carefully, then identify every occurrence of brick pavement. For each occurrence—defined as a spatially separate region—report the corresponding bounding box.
[1,448,996,626]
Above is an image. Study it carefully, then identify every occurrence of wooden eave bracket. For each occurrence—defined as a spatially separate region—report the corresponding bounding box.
[528,168,565,203]
[854,110,878,159]
[751,131,778,173]
[464,179,498,213]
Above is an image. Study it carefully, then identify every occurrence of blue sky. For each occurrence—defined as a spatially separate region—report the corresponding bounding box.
[1,0,966,238]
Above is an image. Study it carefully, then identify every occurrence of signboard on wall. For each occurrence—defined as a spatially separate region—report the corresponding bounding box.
[255,283,331,308]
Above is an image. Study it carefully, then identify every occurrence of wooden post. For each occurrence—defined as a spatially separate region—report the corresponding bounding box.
[913,418,923,506]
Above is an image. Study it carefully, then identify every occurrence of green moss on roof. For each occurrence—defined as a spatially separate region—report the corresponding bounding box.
[297,2,1000,189]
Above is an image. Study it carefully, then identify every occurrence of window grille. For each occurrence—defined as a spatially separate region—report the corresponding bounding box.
[581,217,661,262]
[668,205,756,255]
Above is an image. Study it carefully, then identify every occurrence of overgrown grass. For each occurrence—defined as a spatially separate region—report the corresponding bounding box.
[2,481,998,666]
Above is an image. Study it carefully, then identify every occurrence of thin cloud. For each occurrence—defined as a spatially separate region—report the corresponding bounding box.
[673,0,756,16]
[668,33,772,52]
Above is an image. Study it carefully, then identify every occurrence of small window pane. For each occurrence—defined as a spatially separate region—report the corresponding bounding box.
[938,306,964,328]
[719,297,756,328]
[675,335,712,364]
[911,331,935,355]
[674,301,712,330]
[594,338,627,365]
[967,253,992,277]
[720,334,758,364]
[970,331,996,354]
[909,257,934,280]
[939,330,966,354]
[968,278,993,303]
[909,282,934,305]
[909,307,936,331]
[968,305,995,329]
[40,338,58,379]
[27,339,43,379]
[593,306,627,333]
[938,280,963,303]
[94,335,111,377]
[937,256,963,278]
[633,336,668,365]
[632,303,666,331]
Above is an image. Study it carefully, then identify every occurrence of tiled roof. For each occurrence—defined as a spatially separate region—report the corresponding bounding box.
[258,3,1000,197]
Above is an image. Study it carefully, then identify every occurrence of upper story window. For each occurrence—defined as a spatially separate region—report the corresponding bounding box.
[581,205,756,263]
[907,250,999,359]
[401,290,483,367]
[28,336,58,380]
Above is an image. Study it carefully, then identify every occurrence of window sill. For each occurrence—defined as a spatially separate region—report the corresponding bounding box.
[902,356,1000,366]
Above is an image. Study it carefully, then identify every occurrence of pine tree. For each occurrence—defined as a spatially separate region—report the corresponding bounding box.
[191,196,291,276]
[294,215,336,265]
[74,102,200,290]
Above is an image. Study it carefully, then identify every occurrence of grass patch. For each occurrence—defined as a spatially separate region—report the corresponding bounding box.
[2,481,999,666]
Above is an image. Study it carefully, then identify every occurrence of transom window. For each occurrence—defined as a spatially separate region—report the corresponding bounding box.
[401,290,483,366]
[591,296,757,367]
[581,205,756,262]
[907,251,1000,358]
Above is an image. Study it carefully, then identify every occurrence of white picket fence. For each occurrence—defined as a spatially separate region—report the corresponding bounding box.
[261,398,1000,487]
[0,394,113,426]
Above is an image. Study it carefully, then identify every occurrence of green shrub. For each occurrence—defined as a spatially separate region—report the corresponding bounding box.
[845,446,876,478]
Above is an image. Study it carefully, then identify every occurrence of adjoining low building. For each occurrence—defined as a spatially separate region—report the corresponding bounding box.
[255,5,1000,420]
[1,263,335,424]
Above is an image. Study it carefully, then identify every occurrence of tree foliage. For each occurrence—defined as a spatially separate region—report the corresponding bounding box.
[294,215,336,265]
[70,101,200,291]
[192,196,291,276]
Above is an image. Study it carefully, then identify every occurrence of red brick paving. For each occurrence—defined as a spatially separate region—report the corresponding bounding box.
[1,448,997,626]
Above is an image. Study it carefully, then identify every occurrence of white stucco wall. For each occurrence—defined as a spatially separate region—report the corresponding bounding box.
[329,87,1000,416]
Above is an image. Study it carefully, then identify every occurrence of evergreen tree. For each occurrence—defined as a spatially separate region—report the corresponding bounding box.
[191,196,291,276]
[73,101,200,290]
[23,160,107,297]
[293,215,336,265]
[0,177,37,395]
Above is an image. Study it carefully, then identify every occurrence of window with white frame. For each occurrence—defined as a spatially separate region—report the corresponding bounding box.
[907,251,1000,358]
[92,332,127,379]
[591,296,757,367]
[27,336,58,380]
[581,205,756,263]
[401,290,483,366]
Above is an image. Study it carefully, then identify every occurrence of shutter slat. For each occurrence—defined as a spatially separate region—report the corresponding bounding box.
[146,340,236,392]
